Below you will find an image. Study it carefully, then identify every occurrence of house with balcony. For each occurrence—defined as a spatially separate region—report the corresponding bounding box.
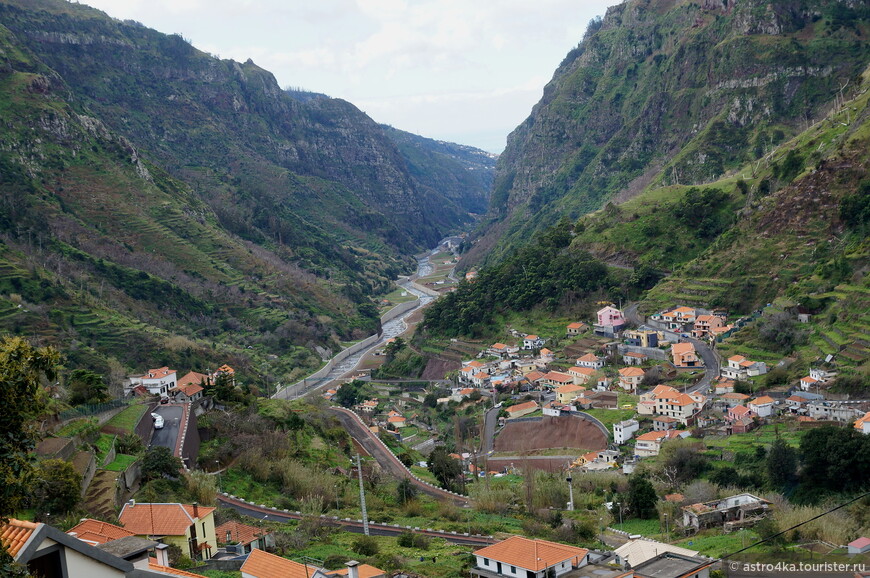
[691,314,726,339]
[594,305,627,337]
[671,342,699,367]
[654,389,706,426]
[634,431,669,457]
[618,367,645,392]
[722,355,767,380]
[128,366,178,397]
[522,335,545,350]
[470,535,589,578]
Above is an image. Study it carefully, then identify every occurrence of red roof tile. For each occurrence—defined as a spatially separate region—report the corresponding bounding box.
[0,518,39,558]
[215,521,266,546]
[67,518,135,545]
[241,548,315,578]
[118,503,215,536]
[474,536,587,571]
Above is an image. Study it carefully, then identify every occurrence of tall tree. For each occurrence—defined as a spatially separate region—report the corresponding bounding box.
[766,437,797,489]
[0,336,59,518]
[427,446,462,492]
[66,369,110,406]
[32,459,81,518]
[627,474,659,519]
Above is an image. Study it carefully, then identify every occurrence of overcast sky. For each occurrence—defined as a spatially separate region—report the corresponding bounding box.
[81,0,617,153]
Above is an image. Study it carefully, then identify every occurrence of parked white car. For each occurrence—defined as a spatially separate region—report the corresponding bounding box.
[151,413,164,429]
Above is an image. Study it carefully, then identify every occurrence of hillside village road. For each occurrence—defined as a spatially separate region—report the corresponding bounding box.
[148,405,183,452]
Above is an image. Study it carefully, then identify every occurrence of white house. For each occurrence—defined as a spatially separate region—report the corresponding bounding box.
[748,396,776,418]
[522,335,545,350]
[613,419,640,445]
[129,366,177,397]
[471,535,589,578]
[576,353,605,370]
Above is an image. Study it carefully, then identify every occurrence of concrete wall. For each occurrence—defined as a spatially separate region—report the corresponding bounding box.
[617,344,668,361]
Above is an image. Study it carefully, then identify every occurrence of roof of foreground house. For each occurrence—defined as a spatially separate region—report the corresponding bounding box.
[474,535,588,572]
[118,502,215,536]
[241,547,317,578]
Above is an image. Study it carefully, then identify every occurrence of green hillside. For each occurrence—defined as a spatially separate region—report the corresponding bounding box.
[468,0,870,268]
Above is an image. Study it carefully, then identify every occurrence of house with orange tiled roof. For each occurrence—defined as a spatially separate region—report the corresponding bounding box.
[118,502,217,562]
[542,371,575,389]
[522,334,545,350]
[748,395,776,418]
[387,415,407,428]
[622,351,648,366]
[671,342,699,367]
[855,412,870,434]
[1,517,144,577]
[635,430,689,457]
[576,353,605,370]
[172,371,208,402]
[727,404,755,423]
[128,366,178,397]
[618,367,645,392]
[567,366,596,385]
[471,535,589,578]
[654,389,706,425]
[242,547,322,578]
[799,375,819,391]
[719,392,750,409]
[691,314,726,339]
[566,321,586,335]
[539,348,554,363]
[722,355,767,380]
[67,518,135,546]
[555,383,586,405]
[506,400,538,419]
[327,560,386,578]
[638,385,679,415]
[215,520,274,555]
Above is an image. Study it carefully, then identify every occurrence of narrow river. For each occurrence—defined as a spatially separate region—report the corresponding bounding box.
[273,251,438,399]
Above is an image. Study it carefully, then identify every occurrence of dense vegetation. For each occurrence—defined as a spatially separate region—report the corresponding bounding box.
[423,219,610,336]
[467,0,870,268]
[0,0,493,384]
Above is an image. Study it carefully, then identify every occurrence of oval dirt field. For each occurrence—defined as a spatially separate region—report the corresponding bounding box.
[493,415,608,453]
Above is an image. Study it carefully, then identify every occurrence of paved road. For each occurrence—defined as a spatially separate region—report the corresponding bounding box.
[149,405,183,451]
[624,301,719,394]
[217,494,495,546]
[330,407,470,507]
[480,405,500,455]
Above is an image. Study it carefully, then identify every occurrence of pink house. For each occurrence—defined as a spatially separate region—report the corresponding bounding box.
[597,306,626,327]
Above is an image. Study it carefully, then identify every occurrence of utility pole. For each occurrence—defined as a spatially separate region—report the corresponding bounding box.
[356,454,369,536]
[566,476,574,511]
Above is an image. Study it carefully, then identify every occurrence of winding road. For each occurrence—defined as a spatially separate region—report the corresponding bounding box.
[330,407,471,507]
[216,494,494,546]
[625,301,720,394]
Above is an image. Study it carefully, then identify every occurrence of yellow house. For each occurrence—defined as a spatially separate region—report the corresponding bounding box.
[555,384,586,405]
[118,502,217,561]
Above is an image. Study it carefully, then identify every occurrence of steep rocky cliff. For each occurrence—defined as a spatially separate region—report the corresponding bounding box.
[0,0,492,382]
[469,0,869,266]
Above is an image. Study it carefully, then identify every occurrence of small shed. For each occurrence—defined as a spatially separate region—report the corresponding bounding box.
[848,537,870,554]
